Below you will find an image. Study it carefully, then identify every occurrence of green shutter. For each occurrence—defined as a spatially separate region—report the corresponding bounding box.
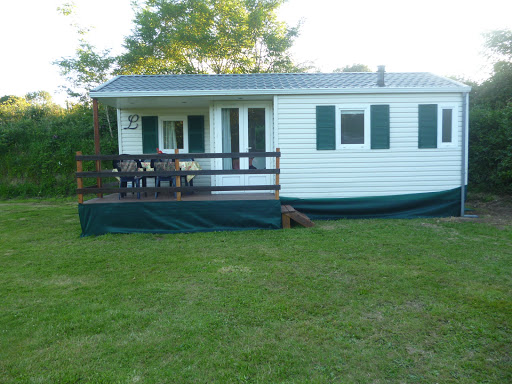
[142,116,158,154]
[370,105,390,149]
[418,104,437,148]
[188,115,205,153]
[316,105,336,150]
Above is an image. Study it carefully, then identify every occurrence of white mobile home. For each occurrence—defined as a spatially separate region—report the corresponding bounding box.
[82,69,470,234]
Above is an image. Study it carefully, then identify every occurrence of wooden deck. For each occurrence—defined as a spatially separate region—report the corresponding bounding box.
[83,192,277,204]
[75,150,317,235]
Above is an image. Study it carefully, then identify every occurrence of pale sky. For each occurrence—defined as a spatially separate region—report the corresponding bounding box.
[1,0,511,105]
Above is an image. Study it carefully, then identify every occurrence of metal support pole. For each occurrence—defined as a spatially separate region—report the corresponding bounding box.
[460,92,468,217]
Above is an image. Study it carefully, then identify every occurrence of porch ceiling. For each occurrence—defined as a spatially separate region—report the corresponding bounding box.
[96,95,273,109]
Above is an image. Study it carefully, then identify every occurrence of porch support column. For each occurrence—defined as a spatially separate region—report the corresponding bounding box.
[93,98,103,198]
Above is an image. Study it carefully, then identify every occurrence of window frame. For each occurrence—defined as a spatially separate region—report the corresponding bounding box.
[336,105,371,150]
[437,104,458,148]
[158,115,189,153]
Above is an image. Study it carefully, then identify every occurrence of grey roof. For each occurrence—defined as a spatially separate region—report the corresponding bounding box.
[91,72,470,95]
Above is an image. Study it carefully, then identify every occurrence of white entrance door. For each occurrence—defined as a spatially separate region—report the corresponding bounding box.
[214,103,272,191]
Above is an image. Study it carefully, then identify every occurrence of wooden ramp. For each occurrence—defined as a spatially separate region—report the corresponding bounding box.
[281,205,315,228]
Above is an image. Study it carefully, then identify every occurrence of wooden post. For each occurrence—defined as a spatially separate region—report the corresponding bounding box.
[76,151,84,204]
[275,147,280,200]
[175,149,181,201]
[282,213,291,229]
[92,99,103,198]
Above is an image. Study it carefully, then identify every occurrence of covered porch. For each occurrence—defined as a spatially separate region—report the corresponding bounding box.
[77,94,311,236]
[96,93,276,184]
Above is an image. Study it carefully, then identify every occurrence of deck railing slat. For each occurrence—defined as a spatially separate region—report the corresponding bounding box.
[76,169,280,178]
[77,185,280,194]
[76,152,280,161]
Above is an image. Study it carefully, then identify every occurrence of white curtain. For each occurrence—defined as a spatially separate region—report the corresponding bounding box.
[163,121,178,149]
[221,109,232,170]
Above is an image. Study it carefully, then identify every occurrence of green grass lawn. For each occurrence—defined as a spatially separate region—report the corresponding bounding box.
[0,200,511,383]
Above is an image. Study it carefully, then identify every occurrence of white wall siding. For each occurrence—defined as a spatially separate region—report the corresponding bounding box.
[276,93,465,198]
[118,108,211,186]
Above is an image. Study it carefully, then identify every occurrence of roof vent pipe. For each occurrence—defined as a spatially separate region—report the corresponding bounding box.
[377,65,385,87]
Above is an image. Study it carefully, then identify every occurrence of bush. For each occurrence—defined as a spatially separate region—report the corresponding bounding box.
[469,105,512,193]
[0,101,117,198]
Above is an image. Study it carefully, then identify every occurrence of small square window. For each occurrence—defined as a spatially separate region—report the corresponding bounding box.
[341,110,365,145]
[437,105,457,148]
[442,109,452,143]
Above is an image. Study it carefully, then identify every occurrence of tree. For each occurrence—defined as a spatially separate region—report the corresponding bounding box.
[471,29,512,108]
[473,62,512,108]
[468,29,512,193]
[54,41,117,102]
[333,64,372,73]
[469,106,512,193]
[118,0,302,75]
[483,29,512,61]
[55,0,303,98]
[0,96,31,124]
[0,93,62,124]
[53,3,116,102]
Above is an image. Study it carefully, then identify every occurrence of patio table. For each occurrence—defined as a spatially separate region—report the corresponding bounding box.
[179,161,201,183]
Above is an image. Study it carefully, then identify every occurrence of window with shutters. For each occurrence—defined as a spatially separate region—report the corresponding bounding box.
[337,105,370,149]
[316,104,390,150]
[438,105,457,148]
[159,116,188,152]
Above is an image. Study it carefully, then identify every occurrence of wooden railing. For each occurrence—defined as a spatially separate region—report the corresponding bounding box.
[75,149,281,203]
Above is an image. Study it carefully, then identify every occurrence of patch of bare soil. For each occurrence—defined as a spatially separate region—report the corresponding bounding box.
[443,194,512,228]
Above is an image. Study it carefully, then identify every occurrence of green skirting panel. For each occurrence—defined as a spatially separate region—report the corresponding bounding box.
[79,200,282,237]
[280,187,462,220]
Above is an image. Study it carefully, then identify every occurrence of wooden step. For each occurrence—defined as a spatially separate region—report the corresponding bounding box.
[281,205,315,228]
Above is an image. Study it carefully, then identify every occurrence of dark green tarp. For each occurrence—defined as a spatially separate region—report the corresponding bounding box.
[79,188,463,236]
[280,188,462,220]
[79,199,282,237]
